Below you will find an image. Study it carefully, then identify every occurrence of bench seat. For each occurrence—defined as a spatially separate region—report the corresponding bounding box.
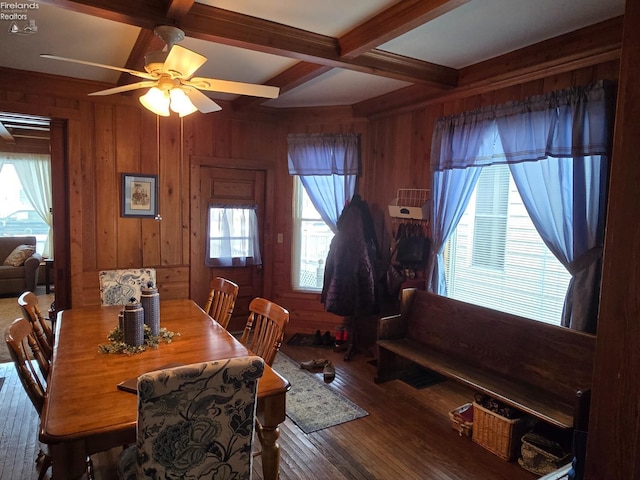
[378,338,574,428]
[376,289,596,430]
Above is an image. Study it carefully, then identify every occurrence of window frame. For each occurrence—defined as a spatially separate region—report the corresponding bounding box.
[444,164,572,326]
[291,177,334,292]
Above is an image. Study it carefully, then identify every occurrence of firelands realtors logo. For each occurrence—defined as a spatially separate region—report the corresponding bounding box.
[1,2,39,35]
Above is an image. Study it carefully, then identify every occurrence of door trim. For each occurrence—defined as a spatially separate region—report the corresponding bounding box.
[189,156,276,302]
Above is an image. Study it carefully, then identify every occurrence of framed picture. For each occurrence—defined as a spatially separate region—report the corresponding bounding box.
[121,173,158,218]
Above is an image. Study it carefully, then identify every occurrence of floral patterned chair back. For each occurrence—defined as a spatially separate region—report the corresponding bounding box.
[99,268,156,306]
[118,356,265,480]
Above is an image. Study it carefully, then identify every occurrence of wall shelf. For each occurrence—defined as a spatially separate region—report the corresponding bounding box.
[388,189,430,220]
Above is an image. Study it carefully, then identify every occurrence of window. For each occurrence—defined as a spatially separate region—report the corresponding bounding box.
[0,163,50,255]
[445,164,571,325]
[206,205,261,267]
[292,177,334,291]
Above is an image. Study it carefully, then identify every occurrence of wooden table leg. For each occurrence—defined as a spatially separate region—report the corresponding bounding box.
[257,391,286,480]
[256,420,281,480]
[48,440,88,480]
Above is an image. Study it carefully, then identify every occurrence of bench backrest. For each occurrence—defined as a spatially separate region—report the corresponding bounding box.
[404,289,596,404]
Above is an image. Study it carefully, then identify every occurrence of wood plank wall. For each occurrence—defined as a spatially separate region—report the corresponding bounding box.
[0,22,635,478]
[0,58,620,324]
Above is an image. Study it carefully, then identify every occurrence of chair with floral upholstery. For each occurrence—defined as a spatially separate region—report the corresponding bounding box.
[118,356,265,480]
[99,268,156,306]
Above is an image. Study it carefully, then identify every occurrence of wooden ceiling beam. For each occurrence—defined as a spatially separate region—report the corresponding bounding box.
[339,0,469,59]
[38,0,166,29]
[353,17,622,117]
[182,3,456,87]
[117,28,163,87]
[232,62,332,110]
[166,0,194,20]
[116,0,195,87]
[457,16,623,86]
[41,0,457,88]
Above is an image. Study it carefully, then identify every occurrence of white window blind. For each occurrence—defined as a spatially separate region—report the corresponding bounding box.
[292,177,334,291]
[445,163,571,325]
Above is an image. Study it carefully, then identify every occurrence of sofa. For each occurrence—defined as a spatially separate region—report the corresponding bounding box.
[0,236,42,296]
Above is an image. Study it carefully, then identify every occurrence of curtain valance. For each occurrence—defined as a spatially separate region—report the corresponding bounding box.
[431,81,613,171]
[287,133,360,175]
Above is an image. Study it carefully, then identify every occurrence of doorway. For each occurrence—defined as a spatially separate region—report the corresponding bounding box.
[197,165,267,331]
[0,112,69,309]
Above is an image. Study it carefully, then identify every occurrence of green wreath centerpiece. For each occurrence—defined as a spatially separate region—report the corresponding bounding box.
[99,324,180,355]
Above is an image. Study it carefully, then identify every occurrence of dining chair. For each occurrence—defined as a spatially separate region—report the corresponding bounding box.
[203,276,239,330]
[5,317,96,480]
[18,291,53,375]
[118,356,265,480]
[239,297,289,366]
[5,317,51,479]
[99,268,156,305]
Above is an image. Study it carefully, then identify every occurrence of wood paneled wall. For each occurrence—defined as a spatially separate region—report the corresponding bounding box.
[1,20,637,477]
[270,107,368,335]
[265,59,619,336]
[0,68,280,308]
[0,58,619,323]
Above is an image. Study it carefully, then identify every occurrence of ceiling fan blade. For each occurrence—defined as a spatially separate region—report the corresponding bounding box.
[164,45,207,79]
[88,81,158,96]
[40,54,156,80]
[186,77,280,99]
[183,87,222,113]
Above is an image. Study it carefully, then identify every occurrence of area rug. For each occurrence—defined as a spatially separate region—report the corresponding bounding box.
[287,332,335,349]
[272,353,368,434]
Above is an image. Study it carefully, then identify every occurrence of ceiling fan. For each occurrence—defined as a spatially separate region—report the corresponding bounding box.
[41,26,280,117]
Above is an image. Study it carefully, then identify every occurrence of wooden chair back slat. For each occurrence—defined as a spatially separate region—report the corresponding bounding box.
[239,297,289,366]
[203,277,239,330]
[5,318,47,414]
[18,291,53,365]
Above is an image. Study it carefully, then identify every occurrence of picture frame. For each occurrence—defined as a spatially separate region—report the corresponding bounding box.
[121,173,158,218]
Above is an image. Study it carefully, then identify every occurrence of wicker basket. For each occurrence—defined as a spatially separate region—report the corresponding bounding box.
[471,401,528,461]
[518,432,572,475]
[449,403,473,437]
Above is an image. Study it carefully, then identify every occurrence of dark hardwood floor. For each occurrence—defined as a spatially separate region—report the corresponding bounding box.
[0,338,537,480]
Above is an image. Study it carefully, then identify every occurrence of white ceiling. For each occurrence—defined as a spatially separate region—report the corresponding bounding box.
[0,0,625,109]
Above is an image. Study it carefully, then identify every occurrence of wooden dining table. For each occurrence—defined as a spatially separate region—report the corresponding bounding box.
[40,299,290,480]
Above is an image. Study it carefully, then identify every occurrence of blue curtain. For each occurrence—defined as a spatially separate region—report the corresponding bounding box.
[427,110,499,295]
[495,84,611,332]
[428,81,613,332]
[287,133,359,233]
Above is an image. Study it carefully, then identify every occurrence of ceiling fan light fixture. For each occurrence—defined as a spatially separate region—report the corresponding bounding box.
[140,87,170,117]
[169,87,198,117]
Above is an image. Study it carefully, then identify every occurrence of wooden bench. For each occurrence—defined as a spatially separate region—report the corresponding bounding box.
[375,289,596,429]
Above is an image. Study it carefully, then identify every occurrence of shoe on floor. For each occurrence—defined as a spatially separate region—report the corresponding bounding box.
[300,358,329,370]
[312,329,322,345]
[322,331,333,346]
[323,361,336,382]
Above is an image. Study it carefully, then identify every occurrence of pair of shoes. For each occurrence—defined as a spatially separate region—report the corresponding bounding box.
[300,358,329,370]
[323,361,335,382]
[312,330,322,345]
